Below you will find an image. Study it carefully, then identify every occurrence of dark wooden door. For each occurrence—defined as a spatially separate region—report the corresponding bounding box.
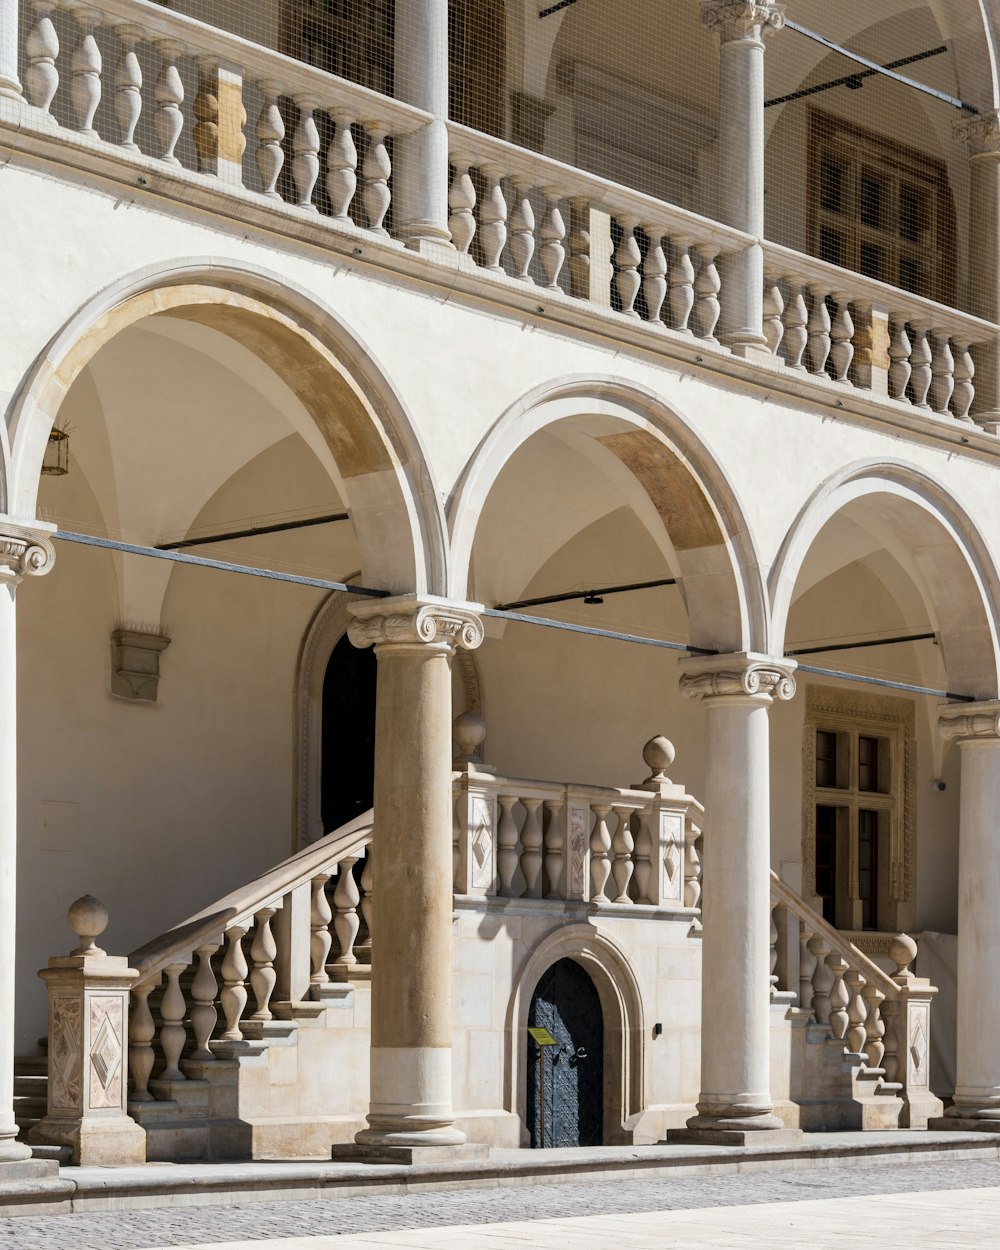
[527,958,604,1148]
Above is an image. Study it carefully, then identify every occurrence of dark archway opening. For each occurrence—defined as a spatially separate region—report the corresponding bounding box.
[527,957,604,1147]
[321,633,377,833]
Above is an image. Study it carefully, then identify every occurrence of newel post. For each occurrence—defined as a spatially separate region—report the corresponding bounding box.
[880,934,941,1128]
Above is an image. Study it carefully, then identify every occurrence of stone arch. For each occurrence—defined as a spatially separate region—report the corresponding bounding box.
[449,377,767,654]
[506,924,644,1146]
[7,258,447,596]
[296,586,485,846]
[769,460,1000,699]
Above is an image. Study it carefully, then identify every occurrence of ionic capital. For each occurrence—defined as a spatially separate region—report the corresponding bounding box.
[348,595,484,653]
[699,0,785,42]
[954,110,1000,157]
[938,700,1000,744]
[0,519,55,584]
[679,651,797,703]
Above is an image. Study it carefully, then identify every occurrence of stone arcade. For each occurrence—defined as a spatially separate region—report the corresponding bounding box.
[1,0,1000,1194]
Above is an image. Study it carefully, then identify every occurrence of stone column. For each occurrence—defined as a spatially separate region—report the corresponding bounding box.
[346,596,483,1159]
[393,0,452,252]
[932,702,1000,1128]
[699,0,785,358]
[954,111,1000,431]
[0,521,55,1167]
[667,653,799,1145]
[0,0,21,100]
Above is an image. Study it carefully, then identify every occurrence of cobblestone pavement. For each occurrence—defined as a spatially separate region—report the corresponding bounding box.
[2,1159,1000,1249]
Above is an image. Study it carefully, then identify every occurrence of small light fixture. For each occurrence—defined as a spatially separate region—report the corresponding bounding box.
[42,427,69,476]
[583,593,604,605]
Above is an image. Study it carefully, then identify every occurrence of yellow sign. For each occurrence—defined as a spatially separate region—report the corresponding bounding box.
[528,1026,558,1047]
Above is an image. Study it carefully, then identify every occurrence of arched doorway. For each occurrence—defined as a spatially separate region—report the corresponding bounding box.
[526,958,604,1148]
[321,632,377,833]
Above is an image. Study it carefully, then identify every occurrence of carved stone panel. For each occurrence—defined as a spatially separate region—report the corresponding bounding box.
[88,994,125,1110]
[568,806,589,899]
[661,813,685,904]
[49,995,83,1111]
[907,1002,930,1090]
[470,795,494,890]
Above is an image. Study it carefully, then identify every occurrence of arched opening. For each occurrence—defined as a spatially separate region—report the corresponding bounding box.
[526,957,604,1148]
[322,633,378,833]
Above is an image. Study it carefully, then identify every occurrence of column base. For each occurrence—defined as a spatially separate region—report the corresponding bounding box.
[721,336,775,364]
[666,1125,804,1146]
[28,1113,146,1166]
[929,1103,1000,1133]
[0,1138,32,1164]
[332,1140,489,1165]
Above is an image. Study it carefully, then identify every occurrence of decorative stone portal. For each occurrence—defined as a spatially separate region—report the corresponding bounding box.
[527,958,604,1148]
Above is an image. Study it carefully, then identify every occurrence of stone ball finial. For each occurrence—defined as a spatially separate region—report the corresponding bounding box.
[68,895,109,957]
[453,711,487,763]
[889,932,918,980]
[642,735,676,782]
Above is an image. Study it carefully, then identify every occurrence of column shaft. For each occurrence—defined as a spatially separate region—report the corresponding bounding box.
[0,0,20,100]
[392,0,452,250]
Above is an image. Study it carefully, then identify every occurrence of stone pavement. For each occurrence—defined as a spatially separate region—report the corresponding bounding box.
[2,1158,1000,1249]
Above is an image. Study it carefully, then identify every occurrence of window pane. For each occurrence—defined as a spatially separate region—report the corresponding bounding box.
[816,730,839,788]
[859,241,885,282]
[820,226,845,268]
[858,809,878,930]
[898,254,925,296]
[859,169,888,230]
[859,736,881,792]
[816,805,839,925]
[899,183,927,243]
[821,158,847,214]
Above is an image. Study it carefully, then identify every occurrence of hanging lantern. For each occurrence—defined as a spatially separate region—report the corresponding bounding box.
[42,427,69,476]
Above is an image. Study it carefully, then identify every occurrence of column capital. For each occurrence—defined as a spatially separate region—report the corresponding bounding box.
[938,700,1000,743]
[699,0,785,42]
[679,652,796,703]
[954,110,1000,157]
[0,519,55,584]
[348,595,484,653]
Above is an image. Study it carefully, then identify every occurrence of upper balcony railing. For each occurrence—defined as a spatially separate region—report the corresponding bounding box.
[8,0,998,429]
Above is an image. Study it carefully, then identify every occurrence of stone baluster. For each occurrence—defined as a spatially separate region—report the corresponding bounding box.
[829,295,854,383]
[448,160,476,255]
[309,871,333,987]
[845,968,868,1056]
[519,797,544,898]
[358,848,374,966]
[692,245,721,341]
[798,928,816,1012]
[452,789,462,889]
[362,123,391,234]
[826,952,850,1041]
[218,924,248,1041]
[539,188,566,290]
[326,113,358,221]
[633,809,654,905]
[683,819,702,910]
[189,942,219,1061]
[128,981,156,1102]
[542,797,565,899]
[611,805,635,903]
[589,804,613,902]
[155,43,185,166]
[768,905,779,994]
[478,168,508,272]
[781,280,808,369]
[291,97,321,210]
[863,983,886,1070]
[882,1003,901,1083]
[331,855,361,974]
[25,1,59,114]
[614,216,642,317]
[888,320,912,400]
[249,906,277,1020]
[762,274,784,356]
[668,237,695,334]
[806,287,832,375]
[158,961,189,1082]
[642,226,667,326]
[113,26,142,150]
[808,935,833,1025]
[930,331,956,416]
[952,340,976,422]
[255,82,285,200]
[69,7,102,136]
[909,323,933,408]
[497,793,521,896]
[509,178,536,282]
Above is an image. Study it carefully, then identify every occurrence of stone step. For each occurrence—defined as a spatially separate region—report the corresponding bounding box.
[14,1054,47,1077]
[14,1073,47,1095]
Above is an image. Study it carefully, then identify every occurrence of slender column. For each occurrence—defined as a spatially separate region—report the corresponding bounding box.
[954,111,1000,429]
[934,703,1000,1127]
[0,0,21,98]
[347,596,483,1152]
[392,0,452,251]
[0,522,55,1163]
[668,653,797,1143]
[699,1,784,358]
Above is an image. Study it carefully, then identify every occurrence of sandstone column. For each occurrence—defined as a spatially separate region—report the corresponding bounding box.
[347,596,483,1157]
[954,111,1000,429]
[0,521,55,1166]
[699,0,784,358]
[932,702,1000,1128]
[0,0,20,100]
[668,653,798,1144]
[392,0,452,251]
